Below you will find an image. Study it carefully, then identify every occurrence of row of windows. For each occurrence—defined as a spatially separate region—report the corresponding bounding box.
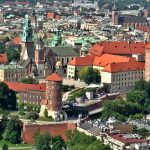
[113,71,143,78]
[23,94,43,99]
[112,76,143,81]
[5,78,19,82]
[4,70,26,74]
[23,100,39,105]
[68,67,75,70]
[68,71,74,75]
[4,73,26,78]
[112,82,135,87]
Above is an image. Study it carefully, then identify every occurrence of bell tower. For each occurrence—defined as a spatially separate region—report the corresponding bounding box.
[34,38,45,77]
[20,14,35,60]
[22,14,33,43]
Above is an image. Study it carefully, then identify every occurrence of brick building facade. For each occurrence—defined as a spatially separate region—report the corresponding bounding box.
[22,122,76,144]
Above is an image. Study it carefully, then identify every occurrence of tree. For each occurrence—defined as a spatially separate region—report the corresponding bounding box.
[44,109,48,118]
[127,90,148,105]
[134,79,148,91]
[2,144,8,150]
[52,141,64,150]
[18,103,24,111]
[27,111,39,120]
[5,45,20,62]
[21,77,39,84]
[101,99,141,121]
[52,136,66,150]
[0,82,16,110]
[79,67,101,84]
[3,116,22,144]
[66,130,110,150]
[137,128,149,139]
[35,133,51,150]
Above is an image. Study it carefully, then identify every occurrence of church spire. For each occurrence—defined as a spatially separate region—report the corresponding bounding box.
[22,14,33,43]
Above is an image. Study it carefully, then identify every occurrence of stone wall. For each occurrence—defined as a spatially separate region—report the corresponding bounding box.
[21,122,76,144]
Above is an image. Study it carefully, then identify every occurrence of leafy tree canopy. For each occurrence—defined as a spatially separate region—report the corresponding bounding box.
[0,82,16,110]
[21,77,39,84]
[35,133,51,150]
[3,116,22,144]
[79,67,101,84]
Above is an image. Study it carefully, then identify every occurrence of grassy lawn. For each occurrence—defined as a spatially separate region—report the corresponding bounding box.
[38,117,54,122]
[0,140,32,147]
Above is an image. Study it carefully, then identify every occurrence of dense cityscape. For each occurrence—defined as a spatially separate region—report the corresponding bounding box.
[0,0,150,150]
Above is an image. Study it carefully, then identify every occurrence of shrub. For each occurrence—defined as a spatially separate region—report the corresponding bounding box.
[2,144,8,150]
[27,111,39,120]
[19,111,25,116]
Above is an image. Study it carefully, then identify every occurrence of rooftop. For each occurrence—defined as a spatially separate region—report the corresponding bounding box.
[102,61,144,73]
[0,53,8,64]
[89,41,149,56]
[109,133,146,144]
[47,72,63,82]
[0,61,25,70]
[4,81,46,92]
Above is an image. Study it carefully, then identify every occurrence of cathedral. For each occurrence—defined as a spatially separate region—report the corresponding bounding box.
[20,14,54,78]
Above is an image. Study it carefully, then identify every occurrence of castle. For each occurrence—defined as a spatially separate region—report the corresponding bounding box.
[20,14,54,78]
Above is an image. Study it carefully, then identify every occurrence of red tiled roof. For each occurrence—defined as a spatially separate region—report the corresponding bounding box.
[0,53,8,64]
[47,72,63,82]
[68,54,135,68]
[93,54,135,67]
[102,61,144,73]
[47,12,55,19]
[145,43,150,49]
[68,55,95,66]
[89,41,150,56]
[3,81,46,92]
[109,134,147,144]
[13,37,21,45]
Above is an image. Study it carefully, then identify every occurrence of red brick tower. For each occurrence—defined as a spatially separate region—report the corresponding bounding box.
[145,44,150,81]
[40,72,63,120]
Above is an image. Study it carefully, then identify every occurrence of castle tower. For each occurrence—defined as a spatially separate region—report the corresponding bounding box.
[112,1,119,25]
[20,14,35,60]
[34,38,45,77]
[145,44,150,81]
[40,72,63,121]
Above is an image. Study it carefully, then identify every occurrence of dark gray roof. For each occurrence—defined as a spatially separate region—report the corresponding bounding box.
[119,16,148,24]
[80,123,92,130]
[19,58,31,67]
[26,44,35,58]
[51,47,79,57]
[80,123,102,136]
